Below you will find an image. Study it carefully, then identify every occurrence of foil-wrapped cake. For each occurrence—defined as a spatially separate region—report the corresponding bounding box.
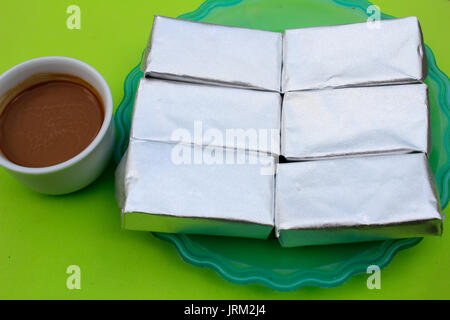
[275,153,442,247]
[143,16,283,92]
[282,83,430,160]
[282,17,426,92]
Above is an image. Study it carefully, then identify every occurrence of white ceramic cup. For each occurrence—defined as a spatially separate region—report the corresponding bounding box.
[0,57,114,195]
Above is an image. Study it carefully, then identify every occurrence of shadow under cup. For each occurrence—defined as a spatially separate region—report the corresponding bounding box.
[0,57,114,195]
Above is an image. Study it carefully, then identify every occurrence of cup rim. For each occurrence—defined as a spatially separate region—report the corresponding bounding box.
[0,56,113,175]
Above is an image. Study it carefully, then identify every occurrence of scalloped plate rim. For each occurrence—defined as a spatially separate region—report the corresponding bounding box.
[153,233,422,290]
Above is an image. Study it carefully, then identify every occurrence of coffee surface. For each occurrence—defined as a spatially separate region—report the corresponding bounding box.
[0,78,104,168]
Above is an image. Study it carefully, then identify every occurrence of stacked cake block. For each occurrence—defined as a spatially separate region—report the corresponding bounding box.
[116,16,282,239]
[116,16,443,246]
[277,17,441,246]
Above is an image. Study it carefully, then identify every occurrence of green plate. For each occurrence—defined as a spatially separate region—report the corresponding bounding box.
[114,0,450,291]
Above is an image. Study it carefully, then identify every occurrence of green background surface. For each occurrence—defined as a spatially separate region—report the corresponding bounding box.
[0,0,449,299]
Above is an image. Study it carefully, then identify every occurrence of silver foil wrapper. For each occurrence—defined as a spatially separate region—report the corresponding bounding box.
[281,83,430,160]
[132,78,281,155]
[116,140,276,239]
[275,153,442,247]
[143,16,283,92]
[282,17,426,92]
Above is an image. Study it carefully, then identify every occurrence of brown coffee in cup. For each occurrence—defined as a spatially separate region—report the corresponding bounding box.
[0,73,104,168]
